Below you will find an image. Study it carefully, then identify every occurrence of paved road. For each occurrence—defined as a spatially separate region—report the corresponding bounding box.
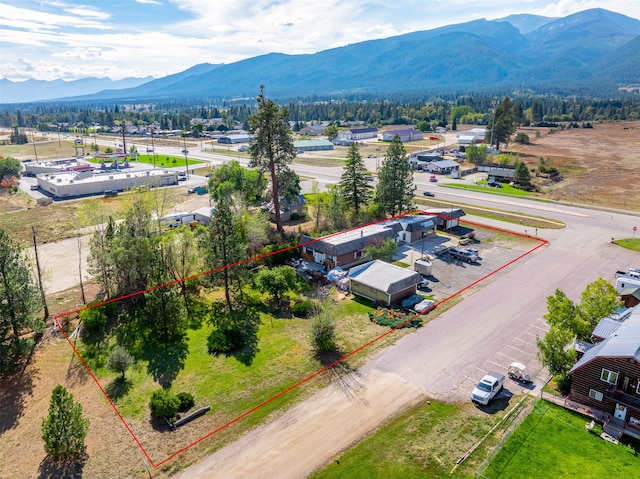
[173,200,640,478]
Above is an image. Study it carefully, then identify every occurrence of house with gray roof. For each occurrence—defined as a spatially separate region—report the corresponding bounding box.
[569,304,640,439]
[337,127,379,141]
[347,260,422,306]
[300,222,402,269]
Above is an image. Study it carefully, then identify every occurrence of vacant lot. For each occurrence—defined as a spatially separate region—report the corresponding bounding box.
[508,121,640,211]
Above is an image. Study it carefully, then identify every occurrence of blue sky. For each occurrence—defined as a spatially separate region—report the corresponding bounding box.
[1,0,638,82]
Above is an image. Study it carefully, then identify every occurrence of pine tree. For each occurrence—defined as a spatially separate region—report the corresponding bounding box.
[41,385,89,459]
[248,86,296,233]
[0,229,43,375]
[375,135,415,217]
[339,143,373,216]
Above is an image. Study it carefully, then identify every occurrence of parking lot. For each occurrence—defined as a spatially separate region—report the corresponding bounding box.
[394,227,535,302]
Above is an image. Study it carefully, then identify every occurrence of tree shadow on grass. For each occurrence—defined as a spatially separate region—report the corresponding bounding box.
[141,334,188,389]
[315,350,370,407]
[0,366,37,434]
[104,376,133,401]
[38,451,88,479]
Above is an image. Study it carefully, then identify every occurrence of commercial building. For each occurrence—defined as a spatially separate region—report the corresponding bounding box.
[36,169,178,198]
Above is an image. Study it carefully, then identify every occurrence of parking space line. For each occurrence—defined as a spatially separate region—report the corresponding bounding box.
[505,344,525,352]
[488,359,507,369]
[497,351,519,362]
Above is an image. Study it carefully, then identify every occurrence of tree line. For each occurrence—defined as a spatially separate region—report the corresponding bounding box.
[3,93,640,135]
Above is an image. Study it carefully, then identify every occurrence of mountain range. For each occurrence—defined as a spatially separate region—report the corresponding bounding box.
[2,8,639,105]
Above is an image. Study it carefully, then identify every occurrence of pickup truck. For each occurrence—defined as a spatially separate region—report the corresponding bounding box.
[471,371,505,405]
[448,247,478,263]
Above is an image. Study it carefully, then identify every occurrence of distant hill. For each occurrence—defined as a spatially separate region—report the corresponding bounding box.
[495,14,556,33]
[0,76,153,103]
[4,8,640,104]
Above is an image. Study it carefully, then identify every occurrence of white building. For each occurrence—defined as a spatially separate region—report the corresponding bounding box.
[36,169,178,198]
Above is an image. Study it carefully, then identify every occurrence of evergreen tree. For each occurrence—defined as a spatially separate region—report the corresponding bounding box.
[41,385,89,459]
[339,143,373,216]
[0,229,43,375]
[375,135,415,216]
[514,160,531,185]
[205,200,248,312]
[492,96,516,150]
[248,86,296,233]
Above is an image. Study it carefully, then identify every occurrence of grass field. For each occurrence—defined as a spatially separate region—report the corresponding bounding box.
[443,182,531,197]
[310,398,513,479]
[58,288,416,467]
[482,401,640,479]
[85,154,203,168]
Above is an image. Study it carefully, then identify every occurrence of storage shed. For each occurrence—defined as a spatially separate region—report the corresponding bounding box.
[348,260,422,306]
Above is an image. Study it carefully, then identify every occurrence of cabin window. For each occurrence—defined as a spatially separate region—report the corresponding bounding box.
[589,389,603,401]
[354,251,363,259]
[601,369,619,385]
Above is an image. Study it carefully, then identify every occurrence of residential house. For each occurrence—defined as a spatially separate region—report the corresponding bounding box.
[300,222,401,269]
[348,260,423,306]
[569,305,640,439]
[382,129,424,142]
[262,195,306,223]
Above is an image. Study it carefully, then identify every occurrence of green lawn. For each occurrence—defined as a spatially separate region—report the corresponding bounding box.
[75,291,386,427]
[615,238,640,252]
[483,401,640,478]
[86,154,202,167]
[442,182,531,197]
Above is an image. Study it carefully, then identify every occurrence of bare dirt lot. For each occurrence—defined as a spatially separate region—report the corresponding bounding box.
[507,121,640,211]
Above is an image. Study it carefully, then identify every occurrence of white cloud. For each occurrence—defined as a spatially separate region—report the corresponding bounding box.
[0,0,638,81]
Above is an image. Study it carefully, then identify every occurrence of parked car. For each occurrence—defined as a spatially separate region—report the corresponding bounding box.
[429,175,438,182]
[423,191,435,197]
[367,154,376,158]
[471,371,505,405]
[104,190,118,197]
[30,184,39,191]
[178,176,187,181]
[488,182,502,188]
[187,187,196,194]
[448,247,479,263]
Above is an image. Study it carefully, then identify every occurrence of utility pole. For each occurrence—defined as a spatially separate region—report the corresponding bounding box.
[32,227,49,319]
[489,99,497,152]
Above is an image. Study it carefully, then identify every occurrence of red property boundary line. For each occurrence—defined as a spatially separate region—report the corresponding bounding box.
[54,211,548,468]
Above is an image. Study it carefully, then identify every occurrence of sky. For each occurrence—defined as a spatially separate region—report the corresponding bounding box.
[1,0,639,82]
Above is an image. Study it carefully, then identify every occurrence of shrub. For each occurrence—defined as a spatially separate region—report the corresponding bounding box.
[149,389,180,419]
[292,299,315,318]
[290,212,300,221]
[80,308,107,334]
[207,328,244,355]
[309,313,337,352]
[176,392,195,412]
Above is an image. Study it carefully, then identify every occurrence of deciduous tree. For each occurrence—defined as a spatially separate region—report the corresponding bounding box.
[107,345,134,379]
